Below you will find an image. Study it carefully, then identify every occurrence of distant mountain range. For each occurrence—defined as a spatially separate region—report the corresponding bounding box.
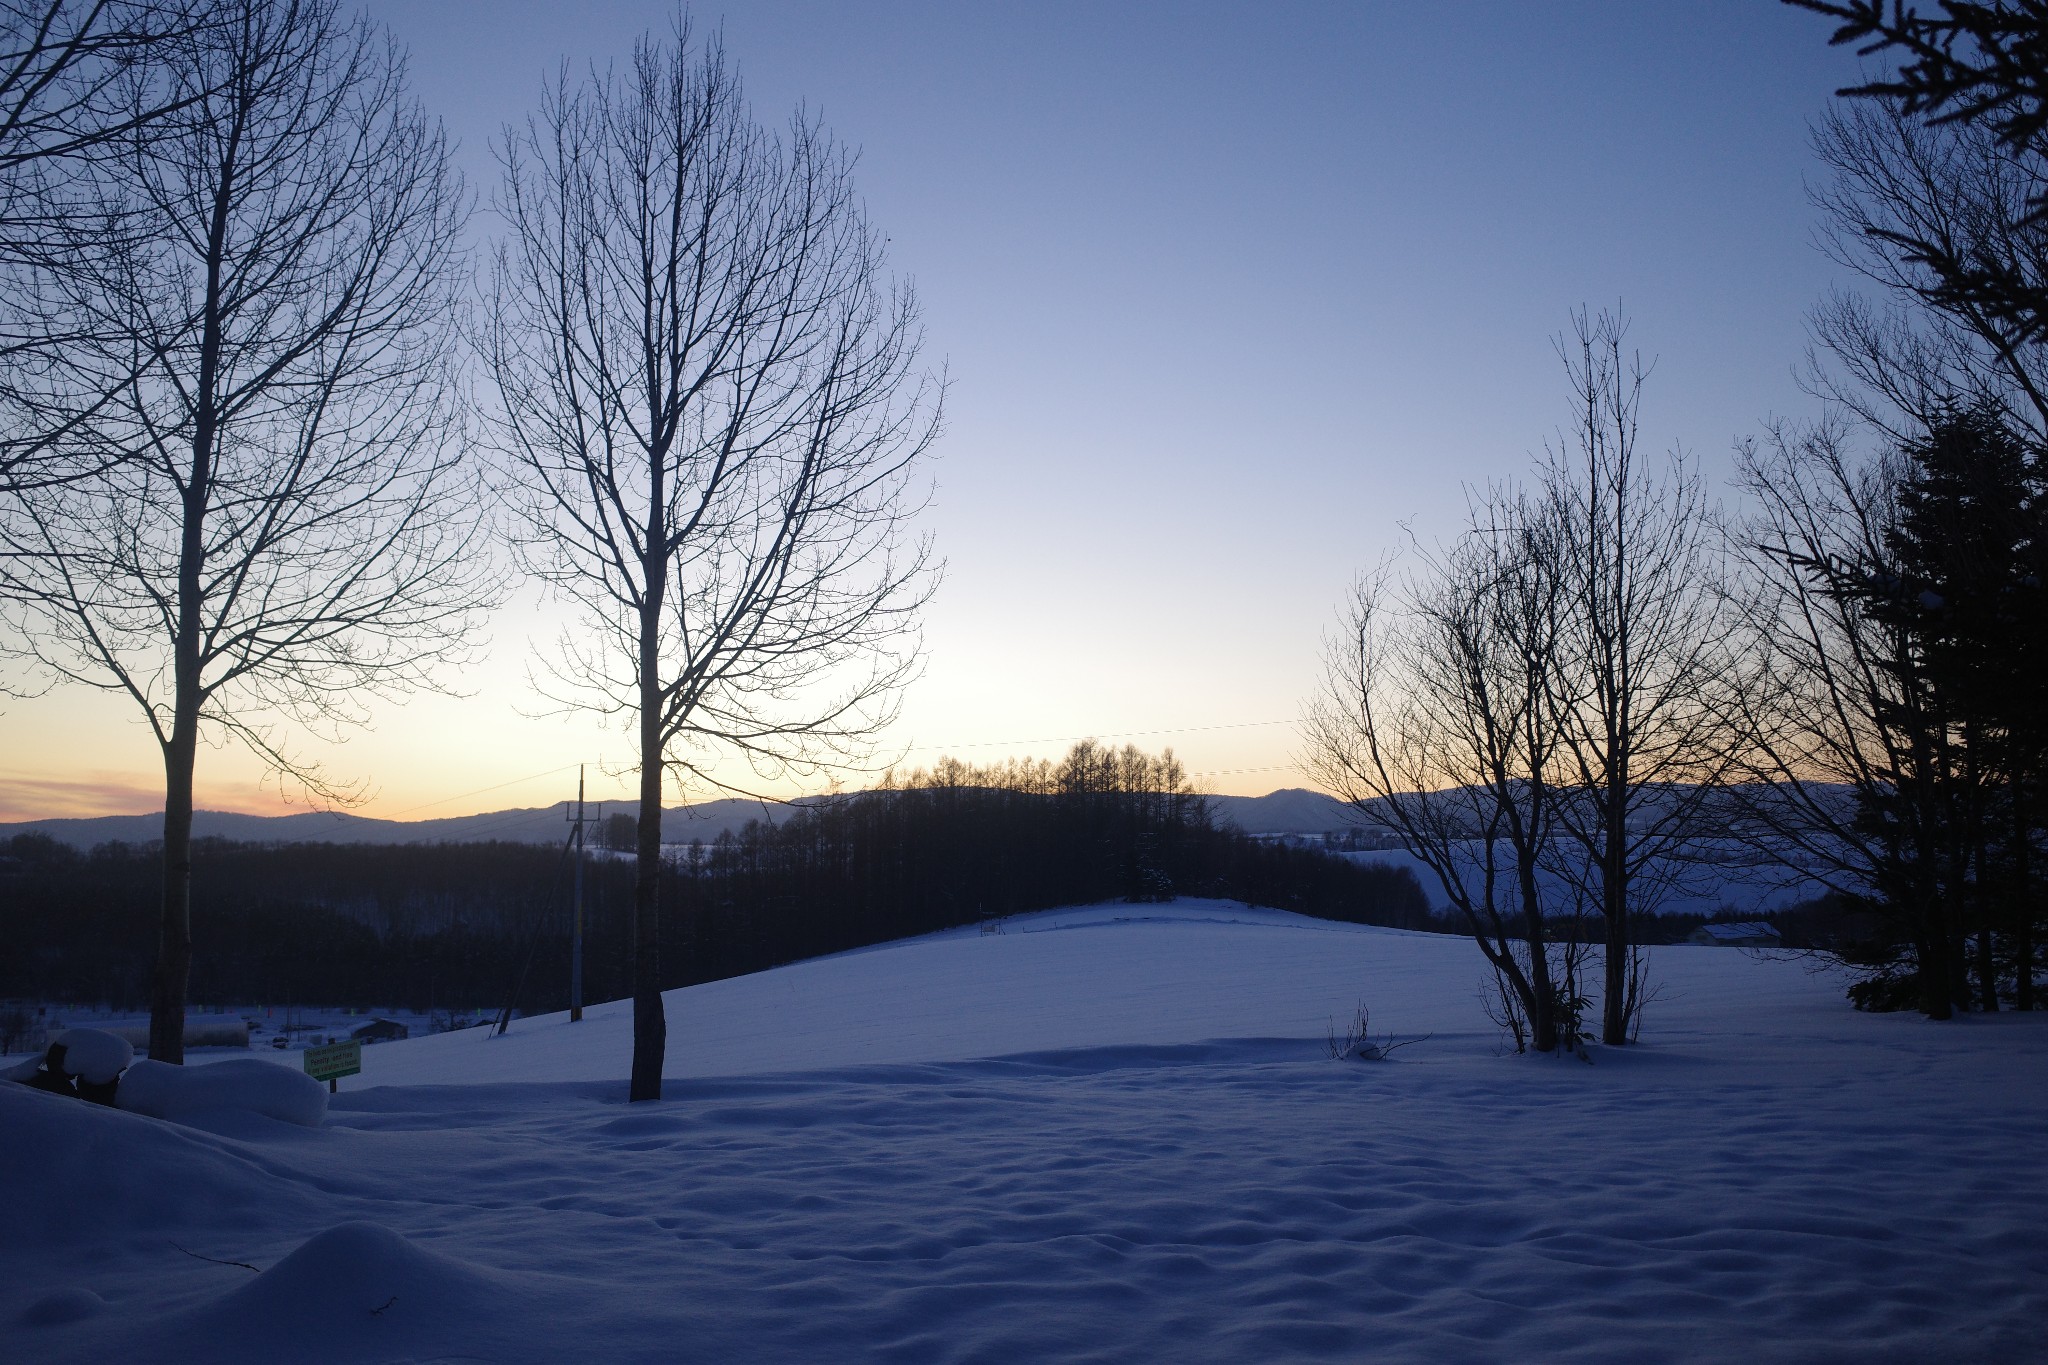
[0,798,787,851]
[0,787,1360,850]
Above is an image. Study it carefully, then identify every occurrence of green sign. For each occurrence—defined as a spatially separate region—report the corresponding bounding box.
[303,1039,362,1083]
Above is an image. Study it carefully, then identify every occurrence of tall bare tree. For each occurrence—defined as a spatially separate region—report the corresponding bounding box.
[488,24,939,1101]
[1305,489,1585,1054]
[0,0,485,1062]
[1540,310,1733,1045]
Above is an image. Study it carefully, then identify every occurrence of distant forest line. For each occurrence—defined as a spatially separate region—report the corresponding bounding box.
[4,747,1453,1014]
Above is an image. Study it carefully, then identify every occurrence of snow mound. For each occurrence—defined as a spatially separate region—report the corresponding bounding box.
[117,1058,326,1127]
[220,1221,488,1320]
[17,1287,103,1327]
[50,1028,132,1085]
[0,1082,328,1252]
[165,1221,533,1364]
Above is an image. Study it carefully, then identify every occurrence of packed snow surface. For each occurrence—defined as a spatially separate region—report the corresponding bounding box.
[3,900,2043,1363]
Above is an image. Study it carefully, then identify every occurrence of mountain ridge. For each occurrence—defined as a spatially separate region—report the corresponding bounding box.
[0,788,1355,849]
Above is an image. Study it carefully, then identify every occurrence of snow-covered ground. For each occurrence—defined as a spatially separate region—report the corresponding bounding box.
[4,900,2043,1363]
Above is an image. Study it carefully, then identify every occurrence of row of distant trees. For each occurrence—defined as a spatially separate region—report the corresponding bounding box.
[1305,6,2048,1050]
[0,3,935,1097]
[0,741,1433,1012]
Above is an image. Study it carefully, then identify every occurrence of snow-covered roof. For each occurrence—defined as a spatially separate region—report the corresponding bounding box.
[1698,921,1780,943]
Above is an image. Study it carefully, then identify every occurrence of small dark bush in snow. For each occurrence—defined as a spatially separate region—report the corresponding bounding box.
[1327,1003,1427,1061]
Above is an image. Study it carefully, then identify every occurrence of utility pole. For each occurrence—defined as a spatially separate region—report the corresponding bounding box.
[570,766,586,1022]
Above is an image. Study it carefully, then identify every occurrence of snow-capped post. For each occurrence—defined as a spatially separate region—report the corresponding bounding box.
[303,1039,361,1094]
[487,18,941,1102]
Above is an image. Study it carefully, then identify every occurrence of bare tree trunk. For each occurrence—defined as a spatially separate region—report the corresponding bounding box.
[1973,819,1999,1011]
[630,551,668,1101]
[1976,926,1999,1011]
[153,496,207,1060]
[1517,851,1558,1053]
[151,720,197,1064]
[2016,810,2037,1009]
[1600,787,1628,1044]
[1947,912,1971,1012]
[1916,926,1952,1019]
[630,714,666,1100]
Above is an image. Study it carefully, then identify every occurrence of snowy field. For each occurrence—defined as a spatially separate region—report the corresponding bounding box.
[4,900,2044,1363]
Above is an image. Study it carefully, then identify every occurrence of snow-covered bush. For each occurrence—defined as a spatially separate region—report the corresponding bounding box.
[53,1028,133,1085]
[3,1026,135,1102]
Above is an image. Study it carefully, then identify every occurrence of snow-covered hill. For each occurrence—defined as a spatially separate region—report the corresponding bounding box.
[4,900,2043,1362]
[1203,786,1353,834]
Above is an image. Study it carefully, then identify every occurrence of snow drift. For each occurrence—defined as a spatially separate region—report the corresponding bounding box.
[117,1057,327,1128]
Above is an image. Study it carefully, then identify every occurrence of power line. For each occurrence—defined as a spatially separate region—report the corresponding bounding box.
[1189,763,1302,779]
[381,763,583,819]
[896,718,1297,754]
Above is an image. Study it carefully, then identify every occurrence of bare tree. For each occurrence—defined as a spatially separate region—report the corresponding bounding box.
[487,24,939,1102]
[0,0,485,1062]
[1807,99,2048,443]
[1305,489,1586,1054]
[1540,309,1734,1045]
[1725,419,1979,1015]
[0,1,222,492]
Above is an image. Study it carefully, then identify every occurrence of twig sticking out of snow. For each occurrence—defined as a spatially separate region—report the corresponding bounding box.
[171,1241,259,1272]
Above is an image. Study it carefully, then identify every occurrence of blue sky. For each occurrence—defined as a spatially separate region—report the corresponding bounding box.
[1,2,1877,819]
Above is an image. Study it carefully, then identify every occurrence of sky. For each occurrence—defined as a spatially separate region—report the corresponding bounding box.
[0,1,1875,823]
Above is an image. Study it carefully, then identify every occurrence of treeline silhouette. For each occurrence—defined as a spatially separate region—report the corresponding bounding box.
[1,743,1432,1014]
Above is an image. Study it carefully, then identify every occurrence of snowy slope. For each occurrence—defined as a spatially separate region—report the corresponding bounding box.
[4,900,2044,1363]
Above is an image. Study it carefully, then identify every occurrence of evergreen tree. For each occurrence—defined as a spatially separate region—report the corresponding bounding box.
[1844,406,2047,1012]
